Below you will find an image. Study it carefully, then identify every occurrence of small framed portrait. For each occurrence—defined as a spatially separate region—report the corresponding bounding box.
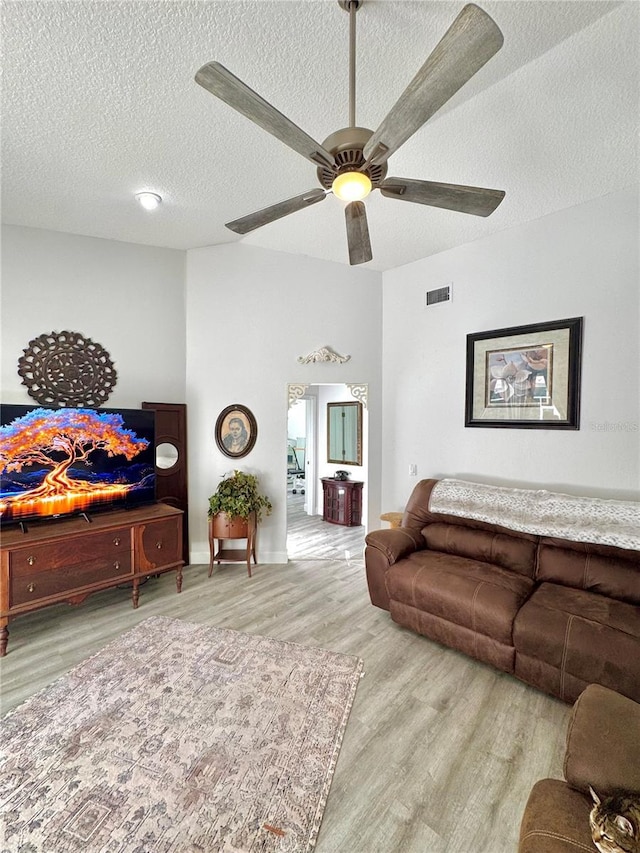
[215,404,257,458]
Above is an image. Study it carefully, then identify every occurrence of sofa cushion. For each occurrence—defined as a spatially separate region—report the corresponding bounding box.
[514,583,640,703]
[423,523,537,578]
[514,655,590,705]
[537,539,640,605]
[385,550,535,645]
[390,600,517,673]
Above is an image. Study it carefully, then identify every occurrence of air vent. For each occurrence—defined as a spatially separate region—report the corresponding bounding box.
[426,285,452,306]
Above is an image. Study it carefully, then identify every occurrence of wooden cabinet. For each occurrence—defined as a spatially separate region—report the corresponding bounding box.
[321,478,364,527]
[135,516,182,579]
[142,401,190,565]
[0,503,184,655]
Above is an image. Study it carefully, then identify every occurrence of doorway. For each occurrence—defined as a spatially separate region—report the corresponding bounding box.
[287,395,316,515]
[286,383,368,561]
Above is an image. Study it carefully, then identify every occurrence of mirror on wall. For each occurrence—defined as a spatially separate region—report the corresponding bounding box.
[156,442,179,470]
[327,401,362,466]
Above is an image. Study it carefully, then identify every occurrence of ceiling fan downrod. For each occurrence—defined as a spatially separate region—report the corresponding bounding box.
[339,0,362,128]
[318,2,383,201]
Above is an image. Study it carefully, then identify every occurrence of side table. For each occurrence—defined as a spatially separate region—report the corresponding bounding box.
[208,512,257,577]
[380,511,403,528]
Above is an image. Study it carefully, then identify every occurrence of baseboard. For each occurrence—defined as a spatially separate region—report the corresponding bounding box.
[189,549,288,566]
[262,550,289,564]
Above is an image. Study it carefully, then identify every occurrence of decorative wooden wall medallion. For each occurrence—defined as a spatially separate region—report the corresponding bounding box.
[17,330,117,407]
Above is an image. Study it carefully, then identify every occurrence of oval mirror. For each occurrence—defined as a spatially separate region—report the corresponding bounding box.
[156,442,179,470]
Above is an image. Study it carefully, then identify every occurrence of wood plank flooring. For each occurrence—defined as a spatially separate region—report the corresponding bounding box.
[0,522,570,853]
[287,491,366,560]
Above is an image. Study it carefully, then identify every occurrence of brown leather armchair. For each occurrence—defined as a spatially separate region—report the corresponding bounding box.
[518,684,640,852]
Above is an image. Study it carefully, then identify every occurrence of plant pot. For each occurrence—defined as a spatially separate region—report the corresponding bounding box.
[209,511,255,540]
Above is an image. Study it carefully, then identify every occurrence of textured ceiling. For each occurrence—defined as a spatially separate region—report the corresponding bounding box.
[2,1,638,271]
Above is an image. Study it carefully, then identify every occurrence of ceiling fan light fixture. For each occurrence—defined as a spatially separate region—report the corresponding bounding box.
[135,191,162,211]
[332,171,372,202]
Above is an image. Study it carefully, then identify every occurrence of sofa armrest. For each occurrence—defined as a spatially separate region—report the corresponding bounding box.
[564,684,640,796]
[364,527,425,565]
[518,779,593,853]
[364,527,425,612]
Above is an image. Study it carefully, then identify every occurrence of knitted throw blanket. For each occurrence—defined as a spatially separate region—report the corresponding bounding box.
[429,478,640,551]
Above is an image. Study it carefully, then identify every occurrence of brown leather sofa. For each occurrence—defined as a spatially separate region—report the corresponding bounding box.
[519,683,640,852]
[365,479,640,704]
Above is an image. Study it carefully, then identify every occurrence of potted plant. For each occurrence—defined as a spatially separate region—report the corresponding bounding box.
[207,470,272,540]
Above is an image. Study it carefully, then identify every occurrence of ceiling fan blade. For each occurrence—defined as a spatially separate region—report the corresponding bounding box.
[380,177,505,217]
[345,201,372,266]
[363,4,503,167]
[225,188,326,235]
[195,62,335,169]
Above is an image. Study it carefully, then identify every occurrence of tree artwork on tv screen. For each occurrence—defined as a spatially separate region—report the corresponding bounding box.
[0,407,155,522]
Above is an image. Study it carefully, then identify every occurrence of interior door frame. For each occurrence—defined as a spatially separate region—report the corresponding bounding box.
[303,395,316,516]
[287,382,368,522]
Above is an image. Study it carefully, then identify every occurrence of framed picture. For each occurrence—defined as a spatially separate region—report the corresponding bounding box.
[465,317,583,429]
[215,404,257,458]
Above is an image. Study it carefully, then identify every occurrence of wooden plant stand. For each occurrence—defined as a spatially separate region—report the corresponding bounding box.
[208,512,257,577]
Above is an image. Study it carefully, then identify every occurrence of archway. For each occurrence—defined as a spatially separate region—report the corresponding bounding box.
[286,383,368,560]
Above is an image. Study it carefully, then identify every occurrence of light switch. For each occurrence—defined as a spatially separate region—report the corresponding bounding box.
[409,464,418,476]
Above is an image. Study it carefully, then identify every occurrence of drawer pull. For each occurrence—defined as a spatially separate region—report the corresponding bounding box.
[27,583,36,593]
[156,541,163,550]
[114,561,121,571]
[113,537,121,546]
[27,556,36,566]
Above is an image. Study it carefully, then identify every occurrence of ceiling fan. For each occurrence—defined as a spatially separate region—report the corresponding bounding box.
[195,1,506,266]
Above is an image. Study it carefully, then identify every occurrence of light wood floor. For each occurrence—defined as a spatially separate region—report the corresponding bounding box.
[287,491,366,560]
[0,535,570,852]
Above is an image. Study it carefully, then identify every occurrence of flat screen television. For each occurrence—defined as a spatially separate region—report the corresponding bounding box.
[0,404,156,526]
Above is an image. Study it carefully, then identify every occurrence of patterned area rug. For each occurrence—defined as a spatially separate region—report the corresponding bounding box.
[1,616,363,852]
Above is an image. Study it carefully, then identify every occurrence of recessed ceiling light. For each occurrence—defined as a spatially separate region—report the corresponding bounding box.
[135,192,162,211]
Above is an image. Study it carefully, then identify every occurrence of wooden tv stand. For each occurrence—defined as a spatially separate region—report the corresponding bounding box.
[0,503,184,655]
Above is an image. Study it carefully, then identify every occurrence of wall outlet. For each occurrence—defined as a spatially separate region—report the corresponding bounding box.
[409,464,418,477]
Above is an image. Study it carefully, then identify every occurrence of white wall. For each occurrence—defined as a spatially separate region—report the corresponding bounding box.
[1,225,186,407]
[185,243,382,564]
[5,188,637,564]
[287,400,306,443]
[381,188,640,509]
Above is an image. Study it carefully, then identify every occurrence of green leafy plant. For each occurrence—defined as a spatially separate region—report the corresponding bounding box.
[208,470,272,522]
